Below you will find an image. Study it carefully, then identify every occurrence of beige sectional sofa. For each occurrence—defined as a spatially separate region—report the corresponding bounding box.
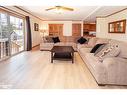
[40,36,127,86]
[40,36,82,51]
[78,37,127,85]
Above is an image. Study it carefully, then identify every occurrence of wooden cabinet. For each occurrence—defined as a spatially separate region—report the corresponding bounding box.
[72,23,81,36]
[108,19,126,33]
[83,24,96,32]
[83,24,89,31]
[49,24,63,36]
[83,24,96,37]
[90,24,96,31]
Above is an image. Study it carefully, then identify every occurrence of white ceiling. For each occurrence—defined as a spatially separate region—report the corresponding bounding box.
[85,6,127,22]
[20,6,127,22]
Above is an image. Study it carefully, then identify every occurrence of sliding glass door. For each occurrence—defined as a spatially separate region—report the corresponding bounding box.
[0,11,25,60]
[0,13,10,60]
[10,16,24,55]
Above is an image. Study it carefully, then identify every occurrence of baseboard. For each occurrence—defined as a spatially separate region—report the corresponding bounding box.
[32,44,40,48]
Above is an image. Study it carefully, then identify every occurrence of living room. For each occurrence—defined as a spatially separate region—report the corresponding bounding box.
[0,0,127,94]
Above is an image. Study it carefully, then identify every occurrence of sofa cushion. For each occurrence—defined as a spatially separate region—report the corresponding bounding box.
[85,53,106,72]
[79,48,92,54]
[65,36,80,43]
[77,44,92,50]
[94,44,106,55]
[40,43,54,50]
[45,36,53,43]
[96,38,110,45]
[88,37,98,47]
[77,37,87,44]
[52,37,60,43]
[84,53,107,83]
[90,44,104,53]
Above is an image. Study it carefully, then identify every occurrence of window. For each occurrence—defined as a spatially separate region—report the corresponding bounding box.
[10,16,24,54]
[0,13,9,39]
[0,10,25,60]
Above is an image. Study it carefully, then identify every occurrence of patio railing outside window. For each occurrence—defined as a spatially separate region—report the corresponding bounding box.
[0,39,9,59]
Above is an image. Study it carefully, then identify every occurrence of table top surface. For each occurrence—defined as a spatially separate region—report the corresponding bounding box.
[51,46,74,53]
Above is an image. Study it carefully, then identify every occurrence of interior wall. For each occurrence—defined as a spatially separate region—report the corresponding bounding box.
[5,6,43,48]
[42,21,83,36]
[96,9,127,42]
[30,18,42,47]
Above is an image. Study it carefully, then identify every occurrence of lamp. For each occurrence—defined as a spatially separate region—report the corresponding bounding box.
[40,28,47,41]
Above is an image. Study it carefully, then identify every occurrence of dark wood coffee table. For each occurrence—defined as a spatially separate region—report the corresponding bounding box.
[50,46,74,63]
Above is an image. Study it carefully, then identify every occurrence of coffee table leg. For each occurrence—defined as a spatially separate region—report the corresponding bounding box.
[72,52,74,64]
[51,52,53,63]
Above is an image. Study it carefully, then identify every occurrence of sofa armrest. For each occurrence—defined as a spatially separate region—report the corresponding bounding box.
[40,43,54,50]
[103,57,127,84]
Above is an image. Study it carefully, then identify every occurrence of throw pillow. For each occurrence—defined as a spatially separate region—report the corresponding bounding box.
[95,44,110,57]
[90,44,104,53]
[95,44,120,62]
[77,37,87,44]
[52,37,60,43]
[45,36,53,43]
[94,44,106,55]
[88,37,98,47]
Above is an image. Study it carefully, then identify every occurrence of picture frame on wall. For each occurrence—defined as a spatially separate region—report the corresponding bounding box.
[108,19,126,33]
[34,23,39,31]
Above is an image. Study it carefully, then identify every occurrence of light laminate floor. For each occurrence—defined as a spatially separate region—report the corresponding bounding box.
[0,47,127,89]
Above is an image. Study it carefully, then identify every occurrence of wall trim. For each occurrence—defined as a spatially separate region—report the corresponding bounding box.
[96,7,127,18]
[106,8,127,17]
[14,6,43,21]
[32,44,40,48]
[0,6,25,18]
[42,20,82,21]
[96,16,106,18]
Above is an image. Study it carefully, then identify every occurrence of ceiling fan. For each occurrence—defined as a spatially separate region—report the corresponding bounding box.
[45,6,74,11]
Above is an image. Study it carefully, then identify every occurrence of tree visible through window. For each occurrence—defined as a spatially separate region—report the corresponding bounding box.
[0,12,24,58]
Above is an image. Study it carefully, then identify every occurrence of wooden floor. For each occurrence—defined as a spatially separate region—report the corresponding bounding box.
[0,47,127,89]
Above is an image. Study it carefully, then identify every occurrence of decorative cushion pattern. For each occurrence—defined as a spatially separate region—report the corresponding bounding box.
[95,43,120,62]
[109,40,127,59]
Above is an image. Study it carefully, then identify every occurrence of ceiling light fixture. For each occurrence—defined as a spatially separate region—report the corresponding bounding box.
[54,8,63,14]
[45,6,74,14]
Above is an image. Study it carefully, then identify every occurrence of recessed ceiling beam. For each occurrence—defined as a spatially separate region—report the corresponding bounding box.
[82,6,102,21]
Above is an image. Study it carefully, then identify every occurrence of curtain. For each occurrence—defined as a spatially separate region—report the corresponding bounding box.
[26,16,32,51]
